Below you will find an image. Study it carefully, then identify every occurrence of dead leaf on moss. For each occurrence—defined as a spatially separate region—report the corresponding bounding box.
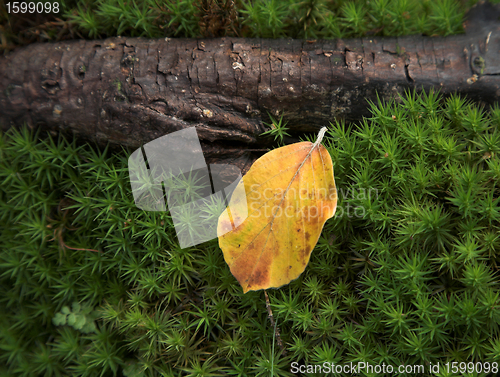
[217,127,337,293]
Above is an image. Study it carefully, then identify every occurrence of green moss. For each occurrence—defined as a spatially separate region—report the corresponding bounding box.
[58,0,498,39]
[112,79,122,91]
[2,0,498,47]
[2,1,500,376]
[1,88,500,375]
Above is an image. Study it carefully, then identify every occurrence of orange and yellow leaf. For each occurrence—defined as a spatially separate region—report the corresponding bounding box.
[217,127,337,293]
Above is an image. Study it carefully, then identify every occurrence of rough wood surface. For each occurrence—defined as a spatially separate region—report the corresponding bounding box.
[1,1,499,172]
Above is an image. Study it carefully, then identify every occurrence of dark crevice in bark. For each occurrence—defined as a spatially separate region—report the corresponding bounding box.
[404,64,414,84]
[343,47,349,67]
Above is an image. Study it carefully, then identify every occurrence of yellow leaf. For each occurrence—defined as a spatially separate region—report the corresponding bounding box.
[217,127,337,293]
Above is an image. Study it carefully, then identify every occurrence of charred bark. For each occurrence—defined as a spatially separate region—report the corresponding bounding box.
[1,1,500,171]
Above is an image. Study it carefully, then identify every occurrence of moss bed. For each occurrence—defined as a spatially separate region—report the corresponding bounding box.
[2,0,500,376]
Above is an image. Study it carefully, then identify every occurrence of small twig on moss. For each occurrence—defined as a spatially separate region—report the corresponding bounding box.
[49,227,101,253]
[264,290,286,356]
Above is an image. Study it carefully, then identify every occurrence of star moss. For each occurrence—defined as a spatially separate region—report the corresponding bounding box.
[1,0,495,48]
[1,88,500,376]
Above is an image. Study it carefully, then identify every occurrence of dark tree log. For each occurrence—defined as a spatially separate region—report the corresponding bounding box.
[1,1,500,172]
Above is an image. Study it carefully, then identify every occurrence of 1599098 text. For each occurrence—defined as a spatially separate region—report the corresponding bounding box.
[6,2,59,14]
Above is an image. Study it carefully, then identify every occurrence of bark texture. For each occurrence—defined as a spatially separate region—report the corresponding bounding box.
[1,1,500,171]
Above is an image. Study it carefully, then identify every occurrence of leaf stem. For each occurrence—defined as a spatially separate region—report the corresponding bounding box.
[313,126,328,148]
[264,290,286,356]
